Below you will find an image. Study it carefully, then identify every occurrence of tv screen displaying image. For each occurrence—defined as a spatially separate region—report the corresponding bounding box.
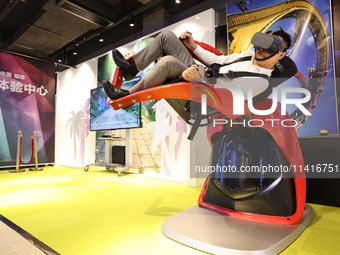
[90,79,142,131]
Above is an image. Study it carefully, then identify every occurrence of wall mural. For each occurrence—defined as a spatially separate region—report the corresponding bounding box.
[66,98,90,165]
[227,0,338,136]
[333,0,340,129]
[0,52,55,168]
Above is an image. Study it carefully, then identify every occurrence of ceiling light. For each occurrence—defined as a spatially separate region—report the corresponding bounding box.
[129,19,134,27]
[98,33,104,42]
[175,0,180,3]
[72,45,78,56]
[57,54,63,63]
[128,16,135,27]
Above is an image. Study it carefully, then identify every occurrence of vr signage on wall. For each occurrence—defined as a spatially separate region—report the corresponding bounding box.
[0,74,49,97]
[0,52,55,168]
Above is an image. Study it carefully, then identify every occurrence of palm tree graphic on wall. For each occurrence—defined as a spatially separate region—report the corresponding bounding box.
[66,111,85,164]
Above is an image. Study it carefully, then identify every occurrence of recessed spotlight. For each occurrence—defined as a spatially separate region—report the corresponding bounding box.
[175,0,180,3]
[196,16,200,20]
[73,51,77,55]
[99,38,104,42]
[128,16,135,27]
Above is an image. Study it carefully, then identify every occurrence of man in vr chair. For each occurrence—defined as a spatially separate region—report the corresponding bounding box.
[103,28,291,101]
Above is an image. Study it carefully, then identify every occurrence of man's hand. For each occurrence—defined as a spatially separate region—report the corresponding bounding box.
[182,65,200,81]
[179,30,197,51]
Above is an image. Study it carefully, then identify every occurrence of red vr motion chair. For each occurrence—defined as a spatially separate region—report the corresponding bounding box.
[107,41,306,225]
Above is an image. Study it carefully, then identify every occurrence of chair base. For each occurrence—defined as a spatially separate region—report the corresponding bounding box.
[162,204,313,255]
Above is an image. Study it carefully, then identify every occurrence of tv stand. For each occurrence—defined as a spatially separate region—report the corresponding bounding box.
[101,129,132,166]
[84,129,141,176]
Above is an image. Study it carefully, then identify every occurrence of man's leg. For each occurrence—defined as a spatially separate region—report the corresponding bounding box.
[104,30,194,99]
[129,55,188,93]
[133,30,194,71]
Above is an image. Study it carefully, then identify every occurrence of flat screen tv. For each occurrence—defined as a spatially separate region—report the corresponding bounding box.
[90,79,142,131]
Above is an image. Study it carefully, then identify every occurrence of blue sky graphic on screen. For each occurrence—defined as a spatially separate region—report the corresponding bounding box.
[90,78,141,131]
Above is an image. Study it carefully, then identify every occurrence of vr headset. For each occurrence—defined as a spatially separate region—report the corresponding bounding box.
[251,27,287,54]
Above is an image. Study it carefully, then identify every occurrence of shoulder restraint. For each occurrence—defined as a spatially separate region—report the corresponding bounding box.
[205,56,269,79]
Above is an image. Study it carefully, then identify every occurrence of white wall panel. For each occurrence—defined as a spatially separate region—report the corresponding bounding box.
[55,59,97,167]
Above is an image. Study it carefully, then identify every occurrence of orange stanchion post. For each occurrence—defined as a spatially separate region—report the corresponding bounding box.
[29,131,43,171]
[9,130,25,173]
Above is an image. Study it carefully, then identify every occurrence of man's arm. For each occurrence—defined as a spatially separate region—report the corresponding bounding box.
[179,30,244,66]
[179,30,198,51]
[182,65,201,81]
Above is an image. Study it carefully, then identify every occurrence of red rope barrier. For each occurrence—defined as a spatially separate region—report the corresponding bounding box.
[19,135,34,165]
